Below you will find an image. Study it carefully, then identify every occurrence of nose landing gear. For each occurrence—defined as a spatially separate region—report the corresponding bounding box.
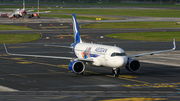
[112,68,120,78]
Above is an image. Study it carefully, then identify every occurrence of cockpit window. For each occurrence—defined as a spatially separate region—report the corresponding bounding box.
[111,53,126,57]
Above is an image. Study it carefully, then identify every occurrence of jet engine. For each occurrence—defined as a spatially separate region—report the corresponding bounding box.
[31,14,34,17]
[69,61,85,74]
[28,14,34,18]
[13,14,19,18]
[16,15,19,18]
[125,58,140,72]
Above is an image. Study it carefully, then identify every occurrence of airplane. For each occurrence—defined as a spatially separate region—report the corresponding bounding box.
[28,0,51,18]
[0,0,27,18]
[0,0,50,18]
[3,14,176,77]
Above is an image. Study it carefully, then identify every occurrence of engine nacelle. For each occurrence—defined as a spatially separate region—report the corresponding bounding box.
[16,15,19,18]
[31,14,34,17]
[28,14,34,18]
[125,58,141,72]
[69,61,85,74]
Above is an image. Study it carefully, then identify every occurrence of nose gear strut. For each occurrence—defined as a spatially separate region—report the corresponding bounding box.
[112,68,120,78]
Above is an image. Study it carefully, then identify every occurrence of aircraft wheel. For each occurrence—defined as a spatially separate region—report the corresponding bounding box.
[114,74,119,78]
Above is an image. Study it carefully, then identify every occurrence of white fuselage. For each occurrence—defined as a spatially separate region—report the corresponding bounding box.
[74,43,128,68]
[8,9,27,18]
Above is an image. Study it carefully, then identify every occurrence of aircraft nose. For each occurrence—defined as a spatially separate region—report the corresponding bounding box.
[21,10,27,16]
[110,56,128,68]
[118,56,128,67]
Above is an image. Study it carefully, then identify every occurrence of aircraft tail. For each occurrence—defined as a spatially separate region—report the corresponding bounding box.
[38,0,39,16]
[72,14,82,44]
[23,0,25,9]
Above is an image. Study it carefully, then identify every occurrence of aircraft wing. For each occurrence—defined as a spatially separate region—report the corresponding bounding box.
[0,12,10,14]
[128,38,176,58]
[45,44,73,49]
[3,43,93,62]
[27,11,51,14]
[39,11,51,13]
[26,10,34,12]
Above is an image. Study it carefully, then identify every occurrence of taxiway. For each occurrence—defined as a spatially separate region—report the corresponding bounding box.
[0,16,179,101]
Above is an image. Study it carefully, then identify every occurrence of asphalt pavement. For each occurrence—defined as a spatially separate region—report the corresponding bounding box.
[0,12,179,100]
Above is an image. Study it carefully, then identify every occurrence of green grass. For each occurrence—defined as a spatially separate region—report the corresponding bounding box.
[105,32,180,41]
[82,22,180,29]
[3,7,180,18]
[41,14,123,20]
[1,2,180,8]
[0,24,33,30]
[42,9,180,18]
[0,34,41,44]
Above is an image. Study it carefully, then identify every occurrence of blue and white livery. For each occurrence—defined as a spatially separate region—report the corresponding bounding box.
[3,14,176,77]
[72,13,82,44]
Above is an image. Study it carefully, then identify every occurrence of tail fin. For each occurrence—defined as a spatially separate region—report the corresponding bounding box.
[37,0,39,16]
[172,38,176,50]
[23,0,25,9]
[72,14,82,43]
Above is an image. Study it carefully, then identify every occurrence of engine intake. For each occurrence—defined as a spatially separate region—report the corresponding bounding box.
[31,14,34,17]
[69,61,85,74]
[125,58,140,72]
[16,15,19,18]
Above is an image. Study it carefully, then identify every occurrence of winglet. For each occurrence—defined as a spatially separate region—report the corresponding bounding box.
[172,38,176,50]
[3,43,10,55]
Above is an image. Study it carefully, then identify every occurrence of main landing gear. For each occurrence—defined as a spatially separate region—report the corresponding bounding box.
[112,68,120,78]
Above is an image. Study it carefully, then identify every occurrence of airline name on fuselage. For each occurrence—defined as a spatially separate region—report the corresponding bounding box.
[95,47,107,53]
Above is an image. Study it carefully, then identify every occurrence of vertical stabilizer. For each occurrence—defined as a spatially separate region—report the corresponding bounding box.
[173,38,176,50]
[38,0,39,16]
[23,0,25,9]
[72,14,82,43]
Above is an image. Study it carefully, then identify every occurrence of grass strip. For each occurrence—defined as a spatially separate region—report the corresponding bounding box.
[82,22,180,29]
[41,14,123,20]
[43,9,180,17]
[105,32,180,41]
[0,34,41,44]
[0,24,33,30]
[0,2,180,8]
[5,8,180,18]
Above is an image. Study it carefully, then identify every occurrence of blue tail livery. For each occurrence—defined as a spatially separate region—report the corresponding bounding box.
[72,14,82,44]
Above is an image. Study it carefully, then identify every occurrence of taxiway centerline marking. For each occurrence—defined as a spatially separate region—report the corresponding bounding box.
[0,56,150,84]
[41,26,68,29]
